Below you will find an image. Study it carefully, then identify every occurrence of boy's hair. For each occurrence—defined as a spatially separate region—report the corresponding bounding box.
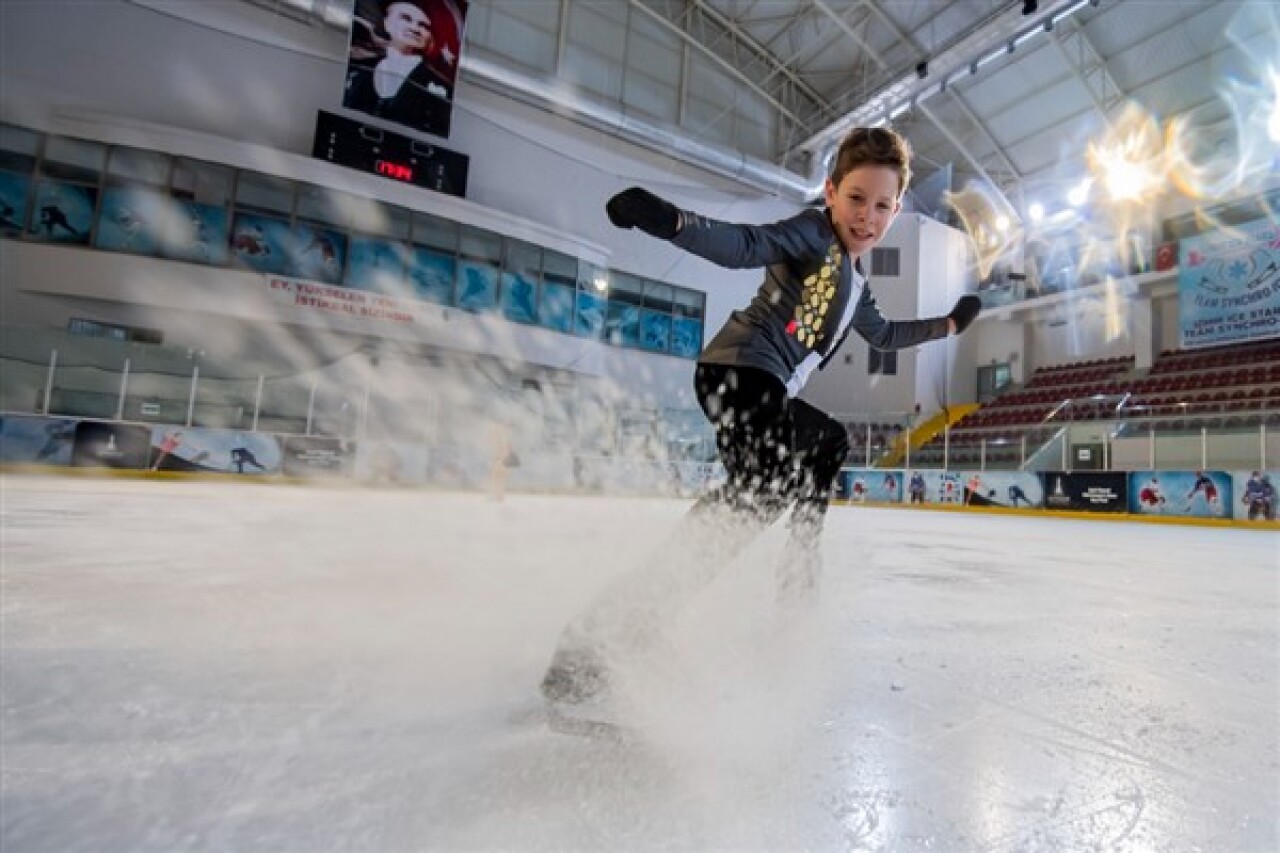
[830,127,913,198]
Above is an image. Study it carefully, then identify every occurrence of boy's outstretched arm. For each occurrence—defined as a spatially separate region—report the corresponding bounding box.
[604,186,828,268]
[853,291,982,351]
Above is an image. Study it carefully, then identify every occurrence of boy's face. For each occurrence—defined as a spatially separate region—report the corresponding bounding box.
[824,164,902,257]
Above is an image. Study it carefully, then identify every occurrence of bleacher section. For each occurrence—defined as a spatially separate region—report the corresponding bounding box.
[909,341,1280,468]
[842,420,907,466]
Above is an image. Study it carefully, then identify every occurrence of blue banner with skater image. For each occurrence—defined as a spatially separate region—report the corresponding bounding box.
[539,281,574,333]
[28,180,96,245]
[957,470,1044,509]
[640,309,671,353]
[500,269,539,324]
[0,169,32,235]
[346,235,410,294]
[670,316,703,359]
[148,427,282,475]
[93,184,229,262]
[230,213,346,283]
[456,259,499,313]
[408,246,456,305]
[95,185,169,257]
[0,415,77,465]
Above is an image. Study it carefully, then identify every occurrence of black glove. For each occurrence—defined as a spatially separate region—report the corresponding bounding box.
[948,295,981,334]
[605,187,682,240]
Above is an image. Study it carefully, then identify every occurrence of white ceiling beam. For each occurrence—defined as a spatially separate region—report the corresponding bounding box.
[624,0,810,130]
[691,0,833,116]
[806,0,1006,194]
[856,0,1023,186]
[1046,17,1126,130]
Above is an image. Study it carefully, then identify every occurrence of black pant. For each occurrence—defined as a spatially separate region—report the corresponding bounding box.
[694,363,850,537]
[545,363,851,679]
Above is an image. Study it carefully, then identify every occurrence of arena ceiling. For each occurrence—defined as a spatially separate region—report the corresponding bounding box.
[252,0,1274,222]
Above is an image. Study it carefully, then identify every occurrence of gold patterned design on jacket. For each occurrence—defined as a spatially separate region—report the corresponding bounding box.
[786,242,842,349]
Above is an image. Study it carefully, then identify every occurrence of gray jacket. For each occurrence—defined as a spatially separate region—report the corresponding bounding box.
[673,207,950,396]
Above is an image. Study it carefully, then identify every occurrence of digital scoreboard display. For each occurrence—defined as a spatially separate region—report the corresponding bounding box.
[311,110,469,199]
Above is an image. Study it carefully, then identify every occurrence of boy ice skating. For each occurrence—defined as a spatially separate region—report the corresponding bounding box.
[541,126,981,708]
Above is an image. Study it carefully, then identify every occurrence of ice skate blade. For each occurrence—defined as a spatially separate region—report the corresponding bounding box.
[545,703,632,744]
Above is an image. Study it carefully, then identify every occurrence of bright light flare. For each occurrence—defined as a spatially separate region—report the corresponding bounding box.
[1066,179,1091,207]
[1086,103,1166,205]
[944,180,1022,280]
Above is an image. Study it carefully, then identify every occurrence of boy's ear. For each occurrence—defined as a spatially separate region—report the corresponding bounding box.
[823,177,836,207]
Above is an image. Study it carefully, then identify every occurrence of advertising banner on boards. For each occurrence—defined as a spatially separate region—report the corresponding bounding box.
[1042,472,1128,513]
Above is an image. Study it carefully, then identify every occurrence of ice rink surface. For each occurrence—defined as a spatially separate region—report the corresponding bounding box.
[2,474,1277,852]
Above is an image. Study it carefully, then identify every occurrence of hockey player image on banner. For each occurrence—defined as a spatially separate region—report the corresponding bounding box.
[1233,470,1277,523]
[907,470,926,504]
[1128,470,1231,518]
[343,0,469,139]
[836,468,904,503]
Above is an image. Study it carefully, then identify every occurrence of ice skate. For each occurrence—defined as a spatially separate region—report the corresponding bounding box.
[539,646,611,705]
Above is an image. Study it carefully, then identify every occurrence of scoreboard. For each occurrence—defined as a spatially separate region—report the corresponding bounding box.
[311,110,469,199]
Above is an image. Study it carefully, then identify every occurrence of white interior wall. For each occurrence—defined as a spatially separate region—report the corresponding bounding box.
[977,320,1031,385]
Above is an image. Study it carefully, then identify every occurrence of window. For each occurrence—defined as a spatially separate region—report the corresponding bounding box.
[869,347,897,375]
[502,239,541,323]
[105,147,171,187]
[41,136,106,184]
[457,226,502,313]
[3,121,720,362]
[68,317,162,344]
[673,288,704,319]
[171,158,233,207]
[643,280,674,312]
[411,210,458,252]
[539,250,576,333]
[871,246,900,277]
[605,271,645,347]
[0,123,40,173]
[166,158,232,265]
[575,261,608,338]
[234,172,295,217]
